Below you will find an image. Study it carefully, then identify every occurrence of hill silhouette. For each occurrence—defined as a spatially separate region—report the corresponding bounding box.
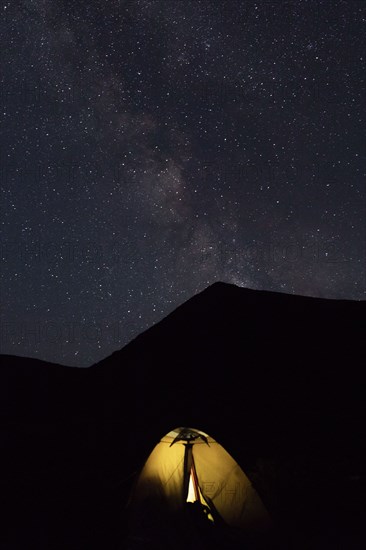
[1,282,365,548]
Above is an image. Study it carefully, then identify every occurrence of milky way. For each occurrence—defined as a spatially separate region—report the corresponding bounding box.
[1,1,365,366]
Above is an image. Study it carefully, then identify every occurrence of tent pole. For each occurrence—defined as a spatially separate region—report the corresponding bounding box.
[191,453,200,502]
[184,443,200,502]
[183,443,193,502]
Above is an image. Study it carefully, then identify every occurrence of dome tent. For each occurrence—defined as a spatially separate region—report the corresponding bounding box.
[127,427,272,545]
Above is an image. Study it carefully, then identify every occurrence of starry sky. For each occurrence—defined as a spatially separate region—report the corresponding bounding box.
[1,0,365,367]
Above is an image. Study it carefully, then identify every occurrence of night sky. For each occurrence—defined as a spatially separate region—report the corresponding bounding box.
[1,1,365,367]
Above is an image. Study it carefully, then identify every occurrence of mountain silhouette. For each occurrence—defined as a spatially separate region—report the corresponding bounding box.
[1,282,365,548]
[89,282,365,452]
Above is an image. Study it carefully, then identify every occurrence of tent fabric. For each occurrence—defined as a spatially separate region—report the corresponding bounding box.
[128,427,271,532]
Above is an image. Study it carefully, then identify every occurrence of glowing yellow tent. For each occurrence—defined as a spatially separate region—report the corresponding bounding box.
[128,427,271,534]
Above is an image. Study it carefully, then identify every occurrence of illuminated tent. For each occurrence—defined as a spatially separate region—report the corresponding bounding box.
[128,427,272,534]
